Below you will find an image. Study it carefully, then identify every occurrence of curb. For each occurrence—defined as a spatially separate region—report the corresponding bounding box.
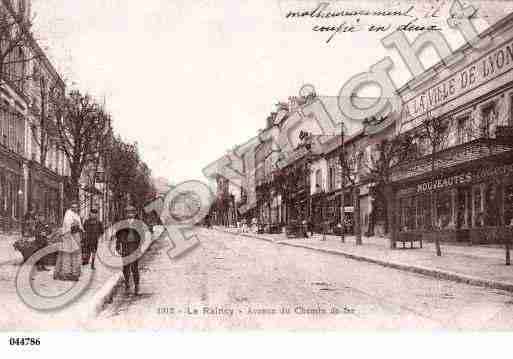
[84,227,163,319]
[214,228,276,243]
[215,228,513,293]
[0,253,23,266]
[85,272,124,319]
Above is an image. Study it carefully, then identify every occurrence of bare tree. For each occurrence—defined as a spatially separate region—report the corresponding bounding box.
[415,111,451,256]
[28,71,61,165]
[49,90,111,202]
[339,142,364,245]
[362,125,415,246]
[0,1,39,87]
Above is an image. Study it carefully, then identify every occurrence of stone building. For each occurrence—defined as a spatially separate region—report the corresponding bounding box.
[390,12,513,244]
[0,0,69,231]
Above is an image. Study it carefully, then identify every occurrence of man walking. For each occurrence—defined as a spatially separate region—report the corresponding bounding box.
[115,205,142,295]
[83,208,104,270]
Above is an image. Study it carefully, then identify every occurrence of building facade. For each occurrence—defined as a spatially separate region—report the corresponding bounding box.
[0,0,69,231]
[390,12,513,244]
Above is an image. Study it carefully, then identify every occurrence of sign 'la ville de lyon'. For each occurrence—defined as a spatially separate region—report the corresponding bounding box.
[403,39,513,122]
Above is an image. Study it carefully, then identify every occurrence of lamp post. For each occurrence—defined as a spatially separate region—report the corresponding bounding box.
[17,189,23,231]
[339,123,345,243]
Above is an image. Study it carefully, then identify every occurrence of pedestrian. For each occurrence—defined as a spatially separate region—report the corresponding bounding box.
[54,201,84,281]
[251,217,258,233]
[115,205,142,295]
[22,207,36,238]
[241,218,247,233]
[34,212,50,271]
[83,208,104,270]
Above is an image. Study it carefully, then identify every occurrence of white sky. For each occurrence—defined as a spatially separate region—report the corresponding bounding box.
[30,0,505,185]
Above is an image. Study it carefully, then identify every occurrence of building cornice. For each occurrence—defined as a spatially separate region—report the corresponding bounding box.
[397,11,513,95]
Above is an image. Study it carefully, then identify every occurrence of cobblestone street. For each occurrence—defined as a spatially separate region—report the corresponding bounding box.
[92,228,513,330]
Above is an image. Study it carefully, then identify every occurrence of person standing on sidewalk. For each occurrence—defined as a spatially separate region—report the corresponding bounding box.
[83,208,104,270]
[115,205,142,296]
[54,202,84,282]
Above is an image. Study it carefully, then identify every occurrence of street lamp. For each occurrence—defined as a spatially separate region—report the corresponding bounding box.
[338,122,346,243]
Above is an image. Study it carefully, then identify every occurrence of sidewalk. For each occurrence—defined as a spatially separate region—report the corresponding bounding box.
[0,227,161,330]
[0,233,23,265]
[216,226,513,293]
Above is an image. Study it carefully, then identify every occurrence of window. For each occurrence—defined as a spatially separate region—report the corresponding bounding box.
[473,186,482,227]
[436,190,452,229]
[504,182,513,226]
[457,187,471,229]
[481,102,498,138]
[484,185,499,226]
[328,167,335,192]
[18,0,26,15]
[399,197,415,231]
[417,194,431,230]
[315,169,322,192]
[457,115,470,145]
[510,94,513,126]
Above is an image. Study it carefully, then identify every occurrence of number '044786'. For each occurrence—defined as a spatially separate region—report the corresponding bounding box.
[9,337,40,346]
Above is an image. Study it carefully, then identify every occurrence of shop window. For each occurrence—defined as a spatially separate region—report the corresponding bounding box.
[436,191,452,229]
[484,185,499,226]
[457,187,471,229]
[473,186,483,227]
[399,197,415,231]
[416,194,431,230]
[504,183,513,226]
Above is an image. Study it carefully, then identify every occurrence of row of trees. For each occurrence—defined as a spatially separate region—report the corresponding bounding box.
[341,108,499,255]
[0,3,156,219]
[36,89,156,218]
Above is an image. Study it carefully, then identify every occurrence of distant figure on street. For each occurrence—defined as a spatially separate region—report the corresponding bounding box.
[251,217,258,233]
[83,208,104,270]
[241,218,248,233]
[54,201,84,281]
[115,205,142,295]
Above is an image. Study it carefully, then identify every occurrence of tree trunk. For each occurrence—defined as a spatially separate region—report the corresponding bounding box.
[384,183,396,249]
[354,186,362,245]
[430,159,442,256]
[340,191,345,242]
[67,167,82,206]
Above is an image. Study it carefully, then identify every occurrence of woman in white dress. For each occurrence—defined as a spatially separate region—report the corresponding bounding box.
[54,202,84,281]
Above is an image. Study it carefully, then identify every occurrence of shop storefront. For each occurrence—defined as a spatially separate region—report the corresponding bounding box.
[28,161,63,226]
[390,12,513,244]
[0,151,23,232]
[395,151,513,243]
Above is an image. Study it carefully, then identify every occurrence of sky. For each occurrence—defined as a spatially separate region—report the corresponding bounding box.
[30,0,506,186]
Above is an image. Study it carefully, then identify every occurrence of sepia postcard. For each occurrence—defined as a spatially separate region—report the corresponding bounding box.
[2,0,513,356]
